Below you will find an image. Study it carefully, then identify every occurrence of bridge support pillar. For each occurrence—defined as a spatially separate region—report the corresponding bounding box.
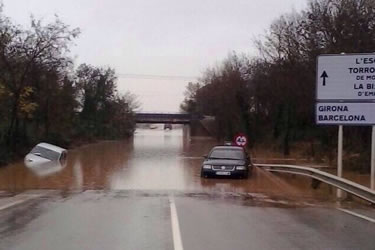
[183,124,191,139]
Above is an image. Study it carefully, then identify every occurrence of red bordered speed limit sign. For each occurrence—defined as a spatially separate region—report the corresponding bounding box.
[233,133,248,147]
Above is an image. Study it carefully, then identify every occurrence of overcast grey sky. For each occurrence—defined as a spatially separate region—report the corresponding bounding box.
[2,0,306,112]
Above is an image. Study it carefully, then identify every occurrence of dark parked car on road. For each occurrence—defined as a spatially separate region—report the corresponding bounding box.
[200,146,252,178]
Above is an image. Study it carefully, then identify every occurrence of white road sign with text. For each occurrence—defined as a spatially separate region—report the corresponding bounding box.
[317,54,375,101]
[316,103,375,125]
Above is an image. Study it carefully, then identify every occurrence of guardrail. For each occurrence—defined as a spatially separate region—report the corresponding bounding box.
[256,164,375,204]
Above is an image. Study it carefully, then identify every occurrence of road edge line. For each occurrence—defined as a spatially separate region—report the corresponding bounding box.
[337,208,375,223]
[0,199,28,211]
[169,196,184,250]
[0,194,46,211]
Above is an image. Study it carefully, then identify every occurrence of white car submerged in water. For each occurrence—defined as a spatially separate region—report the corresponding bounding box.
[24,143,67,176]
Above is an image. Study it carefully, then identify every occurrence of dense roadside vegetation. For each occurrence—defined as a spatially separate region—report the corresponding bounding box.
[0,6,136,165]
[181,0,375,171]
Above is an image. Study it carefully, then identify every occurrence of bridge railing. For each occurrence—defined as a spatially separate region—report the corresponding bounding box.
[134,113,204,124]
[135,113,192,119]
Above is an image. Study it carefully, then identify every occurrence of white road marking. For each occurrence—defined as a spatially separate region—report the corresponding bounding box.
[0,199,28,211]
[337,208,375,223]
[169,196,184,250]
[0,194,43,211]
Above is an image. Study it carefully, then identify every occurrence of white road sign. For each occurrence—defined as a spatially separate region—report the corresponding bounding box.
[316,102,375,125]
[317,54,375,101]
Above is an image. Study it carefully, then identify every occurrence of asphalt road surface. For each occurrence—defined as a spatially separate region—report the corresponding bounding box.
[0,127,374,249]
[0,191,374,250]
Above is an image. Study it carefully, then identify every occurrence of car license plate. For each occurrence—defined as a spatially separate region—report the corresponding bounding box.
[216,171,231,176]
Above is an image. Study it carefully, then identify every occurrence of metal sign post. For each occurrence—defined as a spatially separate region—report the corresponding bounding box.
[371,125,375,190]
[337,125,343,198]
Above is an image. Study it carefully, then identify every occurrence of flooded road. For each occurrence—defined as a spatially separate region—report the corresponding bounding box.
[0,127,336,201]
[1,127,375,250]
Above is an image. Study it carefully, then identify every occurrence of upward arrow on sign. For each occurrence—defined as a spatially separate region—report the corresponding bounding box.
[320,71,328,86]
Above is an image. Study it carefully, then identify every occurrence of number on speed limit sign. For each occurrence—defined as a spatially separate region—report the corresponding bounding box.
[234,133,248,147]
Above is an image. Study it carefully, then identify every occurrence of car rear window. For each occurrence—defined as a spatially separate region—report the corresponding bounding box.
[30,146,61,161]
[209,149,245,160]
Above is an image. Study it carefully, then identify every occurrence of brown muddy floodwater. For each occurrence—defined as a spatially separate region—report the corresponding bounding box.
[0,127,337,201]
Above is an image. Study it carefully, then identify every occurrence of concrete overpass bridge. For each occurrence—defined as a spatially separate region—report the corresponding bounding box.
[134,112,196,124]
[134,112,216,136]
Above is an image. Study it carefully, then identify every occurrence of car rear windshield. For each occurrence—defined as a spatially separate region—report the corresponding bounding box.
[30,146,61,161]
[209,149,245,160]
